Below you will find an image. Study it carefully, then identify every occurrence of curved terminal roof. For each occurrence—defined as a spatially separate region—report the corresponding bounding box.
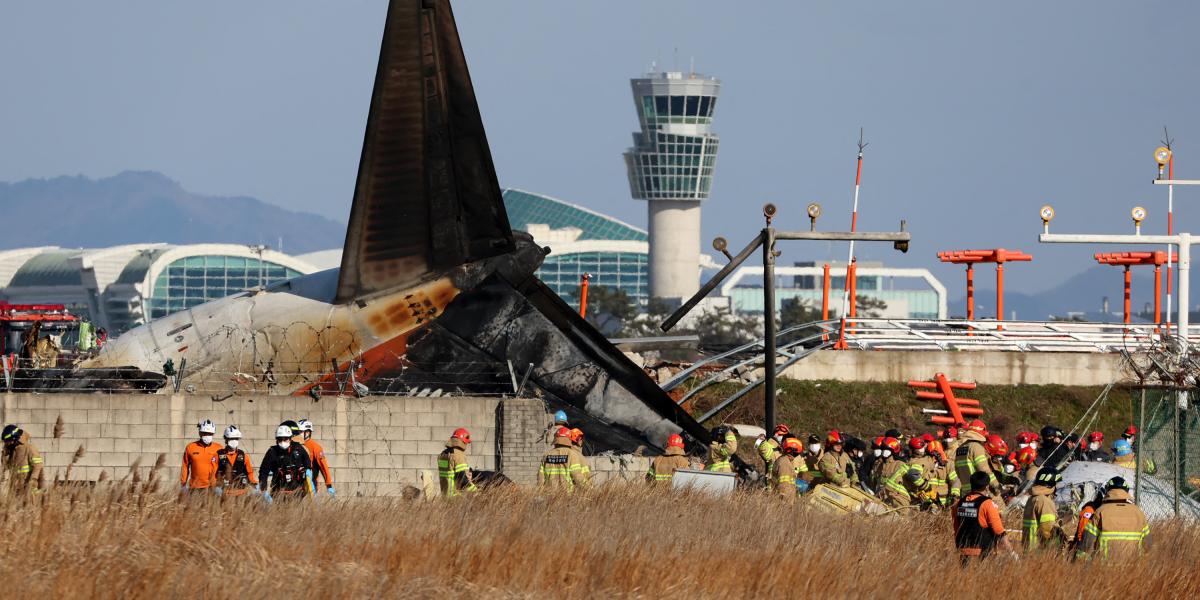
[8,250,84,287]
[503,188,647,242]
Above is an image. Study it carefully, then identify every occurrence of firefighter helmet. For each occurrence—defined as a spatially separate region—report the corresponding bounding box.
[555,426,571,440]
[1087,431,1104,443]
[1040,425,1064,441]
[984,434,1008,457]
[568,428,584,444]
[967,420,987,434]
[274,424,293,439]
[553,410,568,424]
[783,437,804,455]
[826,429,844,446]
[908,437,927,450]
[882,437,902,455]
[1015,431,1036,445]
[1105,476,1129,492]
[1015,446,1037,466]
[197,419,216,435]
[2,424,22,442]
[1123,425,1138,438]
[280,420,300,436]
[1113,439,1133,456]
[666,434,684,449]
[298,419,314,432]
[773,424,790,437]
[452,428,472,444]
[223,425,243,439]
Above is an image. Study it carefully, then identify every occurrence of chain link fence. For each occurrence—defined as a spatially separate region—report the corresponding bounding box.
[1135,388,1200,513]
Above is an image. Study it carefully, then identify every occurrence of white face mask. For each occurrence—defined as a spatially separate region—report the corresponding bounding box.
[200,435,213,445]
[1030,441,1039,450]
[1089,442,1100,451]
[873,449,882,457]
[944,438,954,446]
[1018,443,1029,449]
[226,439,240,449]
[1004,464,1015,474]
[277,440,291,449]
[809,444,821,454]
[915,448,926,457]
[773,434,782,444]
[882,449,893,458]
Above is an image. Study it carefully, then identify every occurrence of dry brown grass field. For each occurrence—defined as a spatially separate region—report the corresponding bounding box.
[1,483,1196,599]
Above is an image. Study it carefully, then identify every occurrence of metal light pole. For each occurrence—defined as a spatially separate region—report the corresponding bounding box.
[662,203,911,433]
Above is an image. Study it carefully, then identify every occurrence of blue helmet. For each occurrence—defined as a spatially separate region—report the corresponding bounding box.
[553,410,568,424]
[1113,439,1133,457]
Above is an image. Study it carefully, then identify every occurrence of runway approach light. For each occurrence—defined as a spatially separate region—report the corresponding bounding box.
[763,202,778,225]
[1155,146,1173,167]
[1132,206,1147,234]
[712,236,732,260]
[1040,205,1055,234]
[807,203,822,230]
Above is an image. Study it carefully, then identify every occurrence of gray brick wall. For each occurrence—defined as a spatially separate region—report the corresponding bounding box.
[0,393,548,497]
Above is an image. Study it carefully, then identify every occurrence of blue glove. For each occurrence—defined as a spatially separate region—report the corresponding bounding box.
[214,487,223,497]
[180,484,188,494]
[327,486,336,498]
[306,469,313,482]
[251,487,262,496]
[262,491,273,504]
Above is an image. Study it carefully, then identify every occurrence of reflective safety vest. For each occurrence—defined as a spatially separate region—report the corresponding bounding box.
[438,445,477,497]
[540,444,591,491]
[883,461,926,500]
[955,440,996,487]
[706,432,738,472]
[954,494,998,555]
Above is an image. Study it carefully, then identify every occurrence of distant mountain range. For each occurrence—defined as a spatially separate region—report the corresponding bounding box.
[950,265,1174,322]
[0,171,345,254]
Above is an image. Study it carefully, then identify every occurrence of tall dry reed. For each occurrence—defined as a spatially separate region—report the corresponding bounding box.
[0,484,1195,599]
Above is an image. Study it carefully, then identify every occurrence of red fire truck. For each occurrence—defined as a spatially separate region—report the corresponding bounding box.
[0,302,83,365]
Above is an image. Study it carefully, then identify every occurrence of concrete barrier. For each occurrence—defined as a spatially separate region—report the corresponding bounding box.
[0,393,557,497]
[782,350,1124,386]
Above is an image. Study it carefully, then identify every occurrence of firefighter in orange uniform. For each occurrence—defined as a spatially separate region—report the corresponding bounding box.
[181,419,222,494]
[299,418,334,498]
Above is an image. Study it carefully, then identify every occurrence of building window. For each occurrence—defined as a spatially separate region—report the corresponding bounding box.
[145,255,302,319]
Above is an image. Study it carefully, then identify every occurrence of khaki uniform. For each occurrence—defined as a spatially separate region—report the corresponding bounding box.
[800,450,824,484]
[437,437,477,497]
[954,431,999,496]
[706,431,737,472]
[647,446,689,485]
[907,454,943,505]
[878,457,927,507]
[770,454,797,499]
[1076,489,1149,562]
[758,438,780,472]
[2,432,43,494]
[540,436,591,491]
[1022,485,1061,552]
[817,450,856,487]
[542,423,567,448]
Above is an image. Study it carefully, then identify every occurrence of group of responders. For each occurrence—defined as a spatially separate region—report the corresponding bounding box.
[0,418,336,504]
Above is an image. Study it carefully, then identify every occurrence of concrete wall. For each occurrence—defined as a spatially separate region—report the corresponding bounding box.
[782,350,1124,386]
[0,393,559,497]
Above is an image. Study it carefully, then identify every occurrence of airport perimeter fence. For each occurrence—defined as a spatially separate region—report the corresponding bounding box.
[1136,388,1200,513]
[0,355,542,399]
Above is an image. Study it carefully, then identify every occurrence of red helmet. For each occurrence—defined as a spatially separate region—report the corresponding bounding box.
[908,437,927,450]
[773,424,790,437]
[939,426,959,439]
[1087,431,1104,443]
[883,437,902,455]
[568,428,585,444]
[452,428,471,444]
[872,436,885,449]
[666,434,684,449]
[1015,431,1035,445]
[1015,446,1037,466]
[555,426,572,439]
[984,434,1008,457]
[1124,425,1138,437]
[967,420,988,434]
[921,433,935,444]
[783,437,804,455]
[826,429,844,446]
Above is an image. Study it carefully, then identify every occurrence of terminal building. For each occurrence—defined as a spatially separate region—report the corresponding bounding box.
[0,244,318,333]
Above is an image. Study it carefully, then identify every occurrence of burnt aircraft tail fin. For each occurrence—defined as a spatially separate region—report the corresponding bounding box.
[336,0,514,303]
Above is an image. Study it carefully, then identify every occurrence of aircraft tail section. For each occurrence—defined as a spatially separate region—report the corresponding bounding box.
[336,0,514,303]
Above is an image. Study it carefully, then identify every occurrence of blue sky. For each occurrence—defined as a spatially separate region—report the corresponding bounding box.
[2,1,1198,296]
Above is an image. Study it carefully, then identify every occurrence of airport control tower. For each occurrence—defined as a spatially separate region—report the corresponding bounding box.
[623,70,721,302]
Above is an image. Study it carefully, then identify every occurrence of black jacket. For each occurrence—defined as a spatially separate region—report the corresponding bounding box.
[258,443,311,493]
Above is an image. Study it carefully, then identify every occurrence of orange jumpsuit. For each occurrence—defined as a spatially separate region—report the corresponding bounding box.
[304,438,334,490]
[181,441,222,489]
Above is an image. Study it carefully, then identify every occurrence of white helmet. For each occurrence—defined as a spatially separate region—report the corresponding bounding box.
[275,424,293,439]
[298,419,314,432]
[223,425,243,439]
[198,419,216,434]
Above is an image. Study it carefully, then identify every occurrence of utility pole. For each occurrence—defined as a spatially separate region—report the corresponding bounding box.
[662,203,910,433]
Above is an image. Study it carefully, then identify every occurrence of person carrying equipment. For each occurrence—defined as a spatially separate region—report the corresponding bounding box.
[647,434,690,486]
[2,424,43,494]
[817,430,858,487]
[543,410,569,447]
[1022,467,1064,552]
[906,436,944,507]
[877,437,928,507]
[706,425,738,473]
[955,420,999,498]
[770,437,802,500]
[437,428,477,497]
[952,471,1011,565]
[180,419,222,493]
[1075,477,1150,562]
[258,424,314,502]
[215,425,258,498]
[540,426,591,491]
[298,418,335,497]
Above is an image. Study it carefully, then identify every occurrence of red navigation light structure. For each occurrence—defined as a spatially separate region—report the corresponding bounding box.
[908,372,983,426]
[1094,251,1176,324]
[937,249,1033,325]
